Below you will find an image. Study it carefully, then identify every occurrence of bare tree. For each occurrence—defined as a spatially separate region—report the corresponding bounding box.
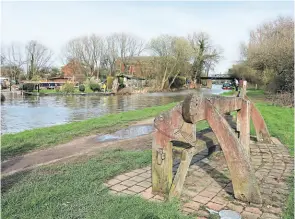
[188,32,222,80]
[26,40,53,80]
[63,34,104,78]
[1,43,26,81]
[104,34,119,76]
[103,33,145,76]
[113,33,145,73]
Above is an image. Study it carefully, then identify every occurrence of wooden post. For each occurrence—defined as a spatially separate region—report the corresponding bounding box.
[152,132,173,195]
[244,96,271,143]
[240,80,247,98]
[237,100,251,157]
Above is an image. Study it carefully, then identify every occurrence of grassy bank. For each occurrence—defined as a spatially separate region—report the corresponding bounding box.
[1,103,177,160]
[1,149,191,219]
[38,88,106,94]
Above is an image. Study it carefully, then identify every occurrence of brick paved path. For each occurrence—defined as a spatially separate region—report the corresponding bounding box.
[105,136,293,219]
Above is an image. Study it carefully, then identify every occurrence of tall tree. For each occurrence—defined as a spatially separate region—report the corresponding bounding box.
[188,32,222,80]
[149,35,193,90]
[26,40,53,79]
[103,34,119,76]
[63,34,104,78]
[246,16,294,92]
[1,43,26,81]
[114,32,145,73]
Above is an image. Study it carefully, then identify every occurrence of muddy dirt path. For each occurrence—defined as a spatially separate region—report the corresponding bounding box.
[1,118,155,177]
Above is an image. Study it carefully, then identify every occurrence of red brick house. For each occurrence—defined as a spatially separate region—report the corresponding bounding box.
[115,57,156,79]
[61,60,86,82]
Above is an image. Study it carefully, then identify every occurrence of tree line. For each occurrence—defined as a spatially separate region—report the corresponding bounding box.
[228,16,294,94]
[1,32,222,89]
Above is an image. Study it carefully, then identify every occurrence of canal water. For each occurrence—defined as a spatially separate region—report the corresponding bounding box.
[1,85,224,134]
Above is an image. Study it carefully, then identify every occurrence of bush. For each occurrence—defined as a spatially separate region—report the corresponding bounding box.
[23,83,35,92]
[79,84,85,92]
[107,76,114,90]
[62,83,75,93]
[90,83,100,92]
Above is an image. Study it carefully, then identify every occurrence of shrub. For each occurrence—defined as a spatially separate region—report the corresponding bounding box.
[23,83,35,92]
[90,83,100,92]
[62,83,75,94]
[79,84,85,92]
[107,76,114,90]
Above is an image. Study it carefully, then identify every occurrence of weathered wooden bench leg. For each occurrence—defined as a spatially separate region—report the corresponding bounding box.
[244,96,271,143]
[250,103,271,143]
[237,99,251,157]
[206,100,262,204]
[169,149,194,198]
[152,133,173,195]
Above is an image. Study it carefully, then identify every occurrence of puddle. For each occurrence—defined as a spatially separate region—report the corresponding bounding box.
[96,125,154,142]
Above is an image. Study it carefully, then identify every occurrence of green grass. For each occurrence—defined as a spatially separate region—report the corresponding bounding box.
[38,88,96,94]
[221,90,235,96]
[1,149,191,219]
[255,102,294,154]
[221,89,266,99]
[1,103,177,160]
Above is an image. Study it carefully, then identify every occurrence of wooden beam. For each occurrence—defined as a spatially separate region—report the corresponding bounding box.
[169,149,193,198]
[244,96,271,143]
[205,100,262,204]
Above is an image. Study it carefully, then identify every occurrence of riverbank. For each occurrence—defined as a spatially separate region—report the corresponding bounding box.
[2,90,294,219]
[1,102,176,160]
[23,90,115,96]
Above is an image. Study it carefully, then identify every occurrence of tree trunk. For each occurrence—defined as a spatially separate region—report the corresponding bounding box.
[168,72,179,89]
[160,66,168,90]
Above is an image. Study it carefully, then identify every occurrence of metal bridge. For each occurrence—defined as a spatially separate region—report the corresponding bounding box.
[199,74,234,80]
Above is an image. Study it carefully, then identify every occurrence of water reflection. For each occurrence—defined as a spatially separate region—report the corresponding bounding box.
[96,124,154,142]
[1,85,224,134]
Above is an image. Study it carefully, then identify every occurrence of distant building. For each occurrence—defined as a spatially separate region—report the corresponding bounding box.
[61,59,86,82]
[115,57,156,79]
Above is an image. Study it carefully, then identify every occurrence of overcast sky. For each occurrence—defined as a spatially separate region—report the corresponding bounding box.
[1,1,294,74]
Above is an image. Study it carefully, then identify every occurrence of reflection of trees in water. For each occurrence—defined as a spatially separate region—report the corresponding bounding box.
[106,96,118,113]
[64,96,79,108]
[24,96,41,107]
[1,107,7,134]
[88,96,102,109]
